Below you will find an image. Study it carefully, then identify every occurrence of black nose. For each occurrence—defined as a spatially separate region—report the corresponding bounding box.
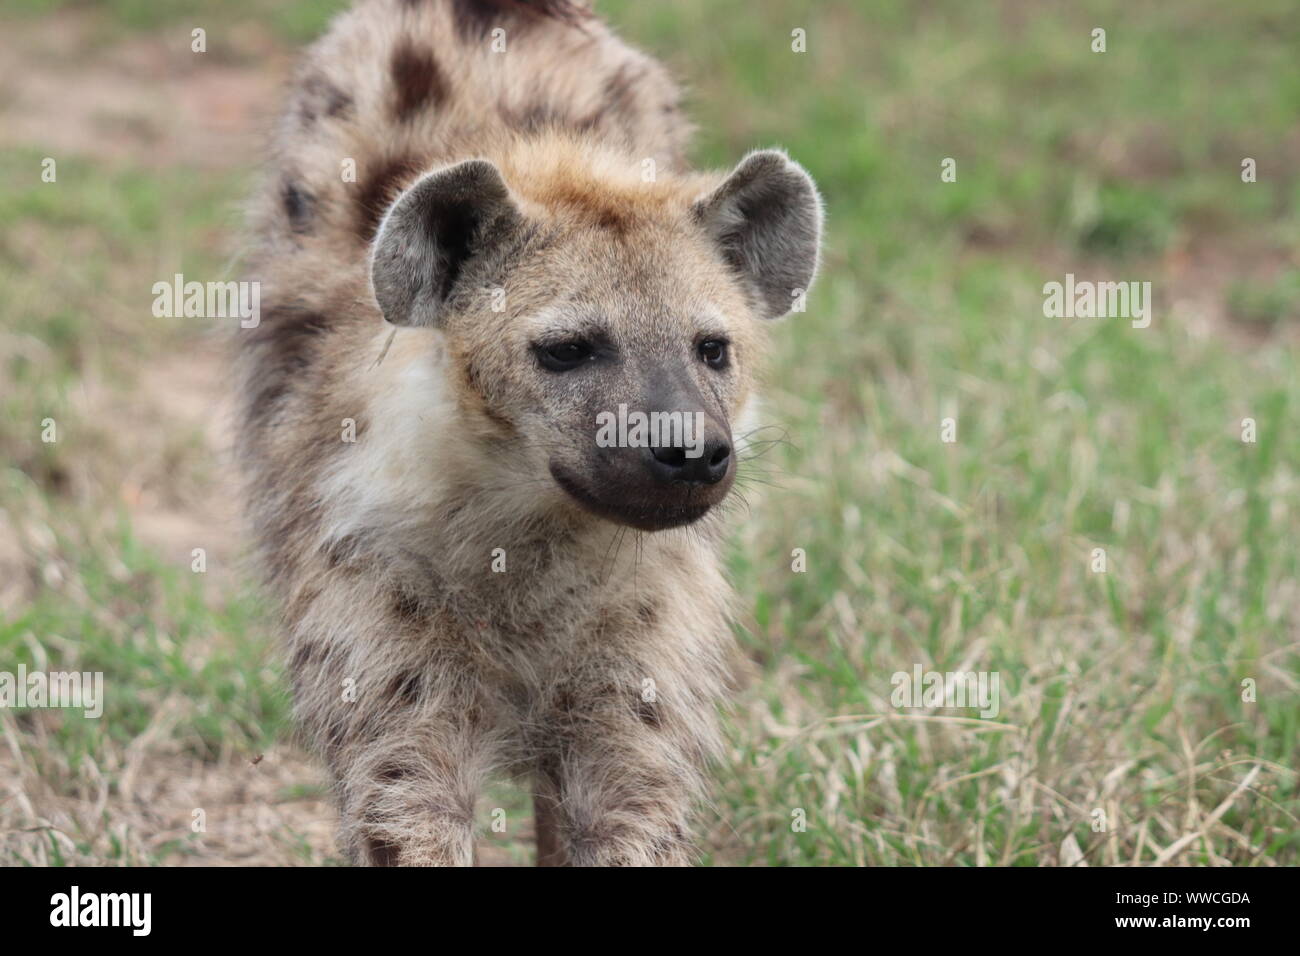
[648,438,731,485]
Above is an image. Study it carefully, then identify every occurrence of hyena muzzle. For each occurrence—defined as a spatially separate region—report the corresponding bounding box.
[235,0,822,866]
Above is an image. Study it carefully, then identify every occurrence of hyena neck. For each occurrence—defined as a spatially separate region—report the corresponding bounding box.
[320,433,727,605]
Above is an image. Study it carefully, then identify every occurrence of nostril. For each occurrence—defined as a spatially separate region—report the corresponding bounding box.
[651,444,687,468]
[647,438,731,486]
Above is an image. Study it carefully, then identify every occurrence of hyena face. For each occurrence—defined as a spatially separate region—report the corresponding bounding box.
[371,147,822,531]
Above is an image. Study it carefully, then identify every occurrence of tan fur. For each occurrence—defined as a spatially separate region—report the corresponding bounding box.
[235,0,814,866]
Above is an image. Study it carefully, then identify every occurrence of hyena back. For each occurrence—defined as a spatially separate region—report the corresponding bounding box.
[236,0,822,866]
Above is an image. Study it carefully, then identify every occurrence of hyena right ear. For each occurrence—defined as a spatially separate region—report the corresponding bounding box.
[370,159,521,328]
[693,150,823,320]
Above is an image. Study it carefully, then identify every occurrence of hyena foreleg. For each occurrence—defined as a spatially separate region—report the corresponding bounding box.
[536,681,715,866]
[293,637,497,866]
[333,721,494,867]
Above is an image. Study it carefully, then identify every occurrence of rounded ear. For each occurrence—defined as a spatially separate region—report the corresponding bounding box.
[693,150,824,320]
[370,159,522,328]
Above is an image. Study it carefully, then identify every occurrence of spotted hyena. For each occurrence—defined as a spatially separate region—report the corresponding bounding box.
[236,0,822,866]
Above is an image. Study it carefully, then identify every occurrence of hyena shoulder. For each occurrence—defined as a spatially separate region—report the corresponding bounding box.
[251,0,688,260]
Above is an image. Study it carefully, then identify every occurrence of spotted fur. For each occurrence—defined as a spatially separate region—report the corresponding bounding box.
[236,0,820,866]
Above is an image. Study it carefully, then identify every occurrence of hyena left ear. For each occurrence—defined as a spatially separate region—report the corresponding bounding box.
[693,150,823,320]
[370,159,522,328]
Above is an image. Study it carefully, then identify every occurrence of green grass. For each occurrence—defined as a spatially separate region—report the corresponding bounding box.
[1,0,1296,865]
[2,523,285,756]
[3,0,351,45]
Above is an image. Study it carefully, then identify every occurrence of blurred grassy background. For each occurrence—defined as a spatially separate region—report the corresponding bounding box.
[0,0,1296,865]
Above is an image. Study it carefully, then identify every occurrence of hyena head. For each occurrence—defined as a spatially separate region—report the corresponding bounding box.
[370,140,822,531]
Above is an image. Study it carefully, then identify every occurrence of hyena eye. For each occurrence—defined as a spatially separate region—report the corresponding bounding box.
[536,340,595,372]
[698,339,729,369]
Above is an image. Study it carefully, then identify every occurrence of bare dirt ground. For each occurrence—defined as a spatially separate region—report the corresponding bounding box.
[0,12,285,169]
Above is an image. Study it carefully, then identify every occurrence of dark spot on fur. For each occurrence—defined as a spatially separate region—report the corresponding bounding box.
[558,62,648,141]
[299,74,353,124]
[367,837,401,866]
[594,208,625,231]
[463,702,483,728]
[450,0,498,37]
[386,670,424,706]
[377,763,410,782]
[246,304,330,364]
[602,63,641,119]
[389,43,447,122]
[290,641,323,672]
[507,98,612,137]
[552,690,575,719]
[327,91,353,117]
[536,750,562,787]
[281,179,316,234]
[242,304,332,426]
[636,696,661,728]
[354,154,426,241]
[636,601,658,625]
[450,0,590,41]
[322,533,365,570]
[392,588,431,625]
